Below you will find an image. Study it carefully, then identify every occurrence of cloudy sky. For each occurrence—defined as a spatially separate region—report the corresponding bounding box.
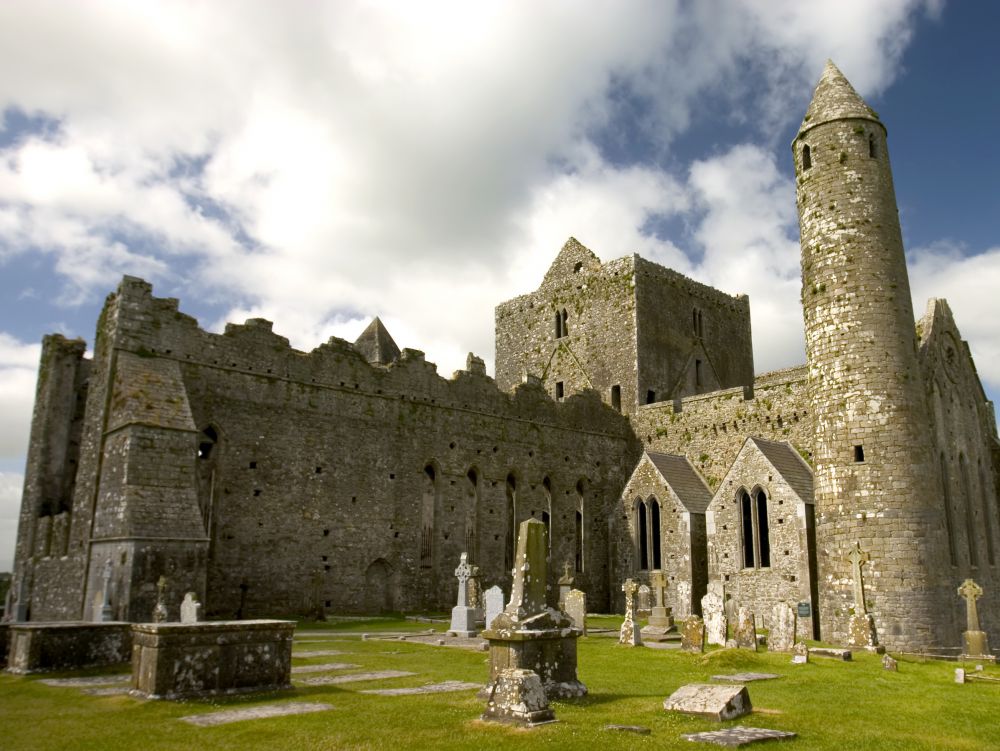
[1,0,998,570]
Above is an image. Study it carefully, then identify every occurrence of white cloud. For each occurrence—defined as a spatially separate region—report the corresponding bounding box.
[0,472,22,571]
[909,242,1000,392]
[0,334,39,461]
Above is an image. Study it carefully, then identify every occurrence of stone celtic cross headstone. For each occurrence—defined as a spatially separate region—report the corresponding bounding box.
[619,578,642,646]
[702,581,727,647]
[565,589,587,634]
[681,615,705,653]
[641,570,674,642]
[958,578,991,658]
[483,585,504,631]
[769,601,796,653]
[733,607,757,651]
[845,541,879,650]
[151,575,168,623]
[447,552,478,637]
[180,592,202,624]
[848,540,870,614]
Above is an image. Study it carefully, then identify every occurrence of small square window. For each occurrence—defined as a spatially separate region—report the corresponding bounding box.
[556,382,564,400]
[854,445,865,462]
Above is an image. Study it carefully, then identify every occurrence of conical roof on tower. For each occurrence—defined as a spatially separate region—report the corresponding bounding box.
[798,60,880,136]
[353,316,401,365]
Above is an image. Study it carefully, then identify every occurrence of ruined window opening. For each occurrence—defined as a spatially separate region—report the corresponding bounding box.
[802,144,812,170]
[979,460,996,566]
[960,454,978,567]
[854,445,865,462]
[575,510,584,571]
[868,134,877,159]
[941,453,957,566]
[573,261,583,273]
[695,360,703,389]
[561,309,569,336]
[420,464,437,568]
[542,476,553,551]
[646,390,656,404]
[465,468,479,562]
[693,309,698,334]
[504,474,517,574]
[740,490,754,568]
[198,426,218,459]
[556,381,564,401]
[637,499,649,570]
[755,489,771,567]
[650,498,662,569]
[611,385,621,412]
[555,311,563,338]
[248,461,257,469]
[698,311,703,337]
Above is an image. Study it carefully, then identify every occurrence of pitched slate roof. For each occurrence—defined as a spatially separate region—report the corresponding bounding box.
[749,437,814,504]
[353,317,401,365]
[646,451,712,514]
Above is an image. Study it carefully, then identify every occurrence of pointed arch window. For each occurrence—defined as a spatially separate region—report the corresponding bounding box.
[739,487,771,569]
[635,496,662,570]
[504,474,517,574]
[465,468,479,563]
[960,454,978,568]
[802,144,812,170]
[554,311,563,339]
[941,453,957,566]
[575,479,585,572]
[542,476,553,550]
[979,460,996,566]
[561,309,569,336]
[420,465,438,568]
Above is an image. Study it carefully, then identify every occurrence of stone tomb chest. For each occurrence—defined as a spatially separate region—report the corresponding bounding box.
[130,620,295,699]
[6,622,132,674]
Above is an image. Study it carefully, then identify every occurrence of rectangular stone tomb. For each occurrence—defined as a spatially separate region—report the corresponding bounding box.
[130,620,295,700]
[681,726,797,747]
[483,630,584,699]
[6,622,132,674]
[663,683,752,721]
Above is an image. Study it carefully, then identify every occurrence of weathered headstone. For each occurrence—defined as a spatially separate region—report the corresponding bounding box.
[641,570,674,642]
[447,552,478,637]
[482,519,585,699]
[791,641,809,664]
[663,683,752,721]
[151,576,168,623]
[882,653,898,671]
[565,589,587,635]
[681,615,705,653]
[637,584,652,618]
[845,541,880,651]
[702,581,727,647]
[958,579,992,659]
[675,580,691,620]
[180,592,202,624]
[483,585,504,631]
[481,668,555,727]
[733,607,757,651]
[769,602,796,653]
[619,578,642,647]
[558,562,574,610]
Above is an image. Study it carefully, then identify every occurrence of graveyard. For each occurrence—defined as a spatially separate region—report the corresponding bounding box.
[1,613,999,750]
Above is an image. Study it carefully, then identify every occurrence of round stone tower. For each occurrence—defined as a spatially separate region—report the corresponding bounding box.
[794,61,948,649]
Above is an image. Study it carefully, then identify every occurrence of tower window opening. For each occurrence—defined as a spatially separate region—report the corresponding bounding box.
[573,261,583,273]
[646,390,656,404]
[611,385,621,412]
[556,381,564,400]
[854,445,865,462]
[554,312,563,338]
[695,359,703,388]
[561,309,569,336]
[868,134,877,159]
[802,144,812,170]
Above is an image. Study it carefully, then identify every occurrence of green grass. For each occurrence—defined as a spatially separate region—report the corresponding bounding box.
[2,616,998,750]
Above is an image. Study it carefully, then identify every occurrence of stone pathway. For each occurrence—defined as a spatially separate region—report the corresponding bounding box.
[293,649,346,658]
[298,670,415,686]
[40,675,130,688]
[291,662,359,674]
[680,726,797,747]
[711,673,781,683]
[360,680,480,696]
[180,702,334,727]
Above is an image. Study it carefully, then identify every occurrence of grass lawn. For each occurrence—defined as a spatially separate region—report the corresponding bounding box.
[1,615,998,750]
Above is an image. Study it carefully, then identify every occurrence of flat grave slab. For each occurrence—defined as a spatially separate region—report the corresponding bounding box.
[298,670,416,686]
[604,724,651,735]
[180,701,334,727]
[360,680,481,695]
[809,647,852,661]
[290,662,359,674]
[40,674,130,688]
[293,650,346,658]
[681,726,797,747]
[711,673,781,683]
[664,683,752,721]
[82,687,131,696]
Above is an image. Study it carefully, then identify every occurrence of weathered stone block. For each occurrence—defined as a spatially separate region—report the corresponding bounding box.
[130,620,294,699]
[663,683,752,721]
[6,622,131,674]
[481,668,555,727]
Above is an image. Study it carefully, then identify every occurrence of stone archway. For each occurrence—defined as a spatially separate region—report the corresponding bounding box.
[364,559,393,614]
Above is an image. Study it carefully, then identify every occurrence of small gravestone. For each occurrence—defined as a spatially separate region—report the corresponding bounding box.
[637,584,652,618]
[558,562,575,610]
[769,602,796,653]
[791,641,809,664]
[955,668,966,684]
[681,615,705,653]
[702,582,727,647]
[675,580,691,620]
[641,570,674,642]
[663,683,752,721]
[882,653,898,672]
[483,585,504,631]
[619,579,642,646]
[481,668,555,727]
[180,592,202,624]
[447,553,478,637]
[151,576,168,623]
[565,589,587,634]
[733,607,757,651]
[681,727,797,747]
[958,579,992,659]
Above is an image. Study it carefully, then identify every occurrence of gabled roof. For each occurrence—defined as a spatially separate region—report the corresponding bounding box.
[353,317,401,365]
[646,451,713,514]
[748,437,814,505]
[540,237,602,288]
[799,60,880,135]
